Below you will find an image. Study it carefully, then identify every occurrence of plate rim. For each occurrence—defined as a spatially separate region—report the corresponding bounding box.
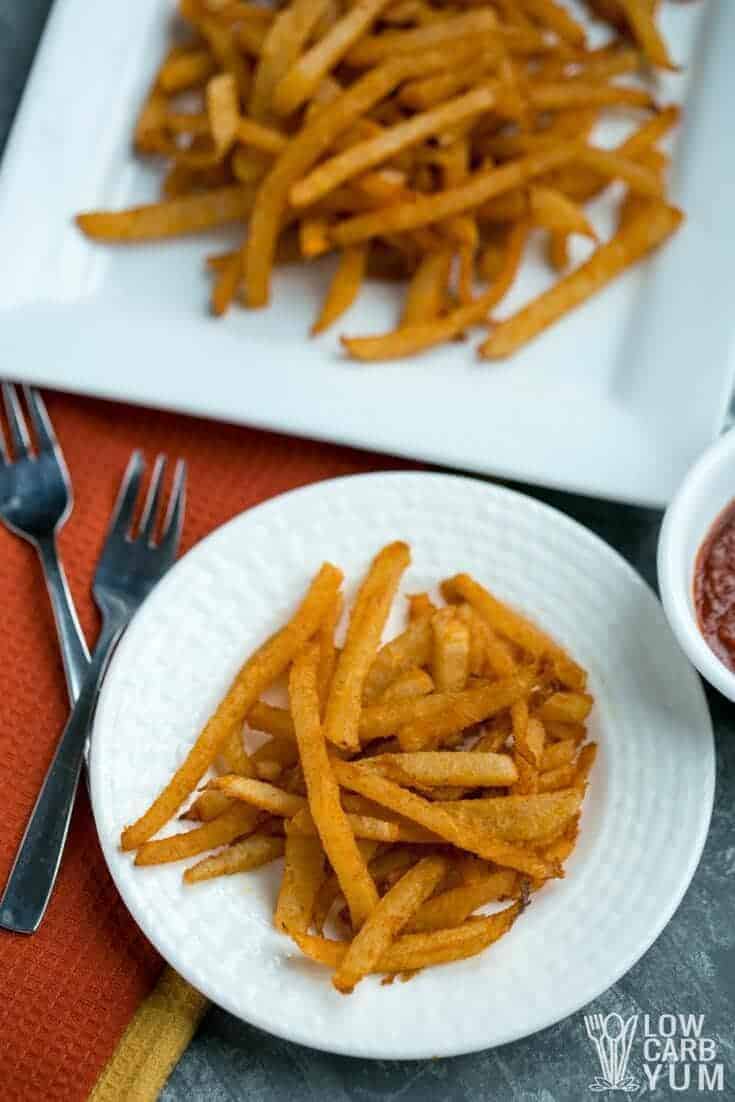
[89,470,715,1058]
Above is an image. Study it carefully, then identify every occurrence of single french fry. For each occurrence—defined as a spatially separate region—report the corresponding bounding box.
[324,542,411,751]
[77,187,257,243]
[248,702,296,740]
[207,72,240,156]
[522,0,586,45]
[294,902,522,973]
[432,609,472,694]
[363,617,433,703]
[442,573,587,690]
[212,774,307,816]
[398,671,534,752]
[530,185,597,239]
[184,832,284,883]
[440,788,583,842]
[331,145,577,247]
[548,230,570,272]
[539,692,594,724]
[135,802,260,866]
[334,760,559,879]
[211,249,243,317]
[527,82,653,111]
[275,832,325,935]
[363,751,519,788]
[300,216,332,258]
[311,245,368,334]
[159,49,216,93]
[290,643,379,928]
[333,855,447,992]
[236,117,288,155]
[273,0,394,116]
[377,667,434,704]
[407,870,519,933]
[291,84,501,208]
[121,562,342,849]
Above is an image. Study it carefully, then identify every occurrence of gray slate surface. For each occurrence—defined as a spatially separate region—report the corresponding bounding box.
[2,5,733,1099]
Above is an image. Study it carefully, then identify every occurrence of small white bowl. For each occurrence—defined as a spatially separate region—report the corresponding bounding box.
[658,427,735,701]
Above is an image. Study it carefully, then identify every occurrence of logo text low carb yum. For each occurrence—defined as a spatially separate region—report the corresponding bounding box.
[584,1012,725,1093]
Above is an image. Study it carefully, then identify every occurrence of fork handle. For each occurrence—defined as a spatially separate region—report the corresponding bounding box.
[0,620,121,934]
[36,534,90,703]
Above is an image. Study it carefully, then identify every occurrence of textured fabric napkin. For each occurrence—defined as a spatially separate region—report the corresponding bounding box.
[0,388,409,1101]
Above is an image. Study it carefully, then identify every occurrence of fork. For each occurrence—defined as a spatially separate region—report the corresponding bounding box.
[0,449,186,934]
[0,384,89,699]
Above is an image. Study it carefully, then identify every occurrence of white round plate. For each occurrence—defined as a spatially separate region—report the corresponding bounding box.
[90,472,714,1059]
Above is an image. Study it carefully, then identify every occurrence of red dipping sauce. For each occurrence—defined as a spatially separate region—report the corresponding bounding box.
[694,499,735,672]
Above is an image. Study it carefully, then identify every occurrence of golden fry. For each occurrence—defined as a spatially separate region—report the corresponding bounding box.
[311,245,368,334]
[324,542,410,751]
[290,643,379,928]
[77,187,257,242]
[135,803,260,866]
[275,832,325,935]
[431,608,471,692]
[184,832,284,883]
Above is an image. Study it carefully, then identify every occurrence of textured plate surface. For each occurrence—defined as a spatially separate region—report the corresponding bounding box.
[1,1,735,505]
[89,473,714,1058]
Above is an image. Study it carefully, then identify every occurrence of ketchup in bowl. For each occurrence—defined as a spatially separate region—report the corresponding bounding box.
[694,499,735,672]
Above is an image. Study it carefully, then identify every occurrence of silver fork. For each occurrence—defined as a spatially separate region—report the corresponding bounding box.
[0,449,186,934]
[0,384,89,699]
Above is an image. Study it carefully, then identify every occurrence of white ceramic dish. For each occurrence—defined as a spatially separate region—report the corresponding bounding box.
[1,2,734,507]
[658,427,735,701]
[89,472,714,1058]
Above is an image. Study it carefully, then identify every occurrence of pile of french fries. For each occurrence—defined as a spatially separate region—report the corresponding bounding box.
[122,542,596,992]
[76,0,685,363]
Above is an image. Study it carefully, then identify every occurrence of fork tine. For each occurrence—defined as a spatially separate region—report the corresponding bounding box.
[159,459,187,556]
[138,454,167,544]
[23,387,58,454]
[107,450,145,541]
[2,383,31,459]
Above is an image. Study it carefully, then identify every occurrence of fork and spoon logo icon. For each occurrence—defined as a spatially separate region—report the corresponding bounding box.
[584,1013,641,1093]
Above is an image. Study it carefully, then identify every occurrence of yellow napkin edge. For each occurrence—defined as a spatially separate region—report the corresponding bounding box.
[88,967,208,1102]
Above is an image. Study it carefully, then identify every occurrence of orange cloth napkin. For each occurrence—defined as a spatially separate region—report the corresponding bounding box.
[0,389,411,1102]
